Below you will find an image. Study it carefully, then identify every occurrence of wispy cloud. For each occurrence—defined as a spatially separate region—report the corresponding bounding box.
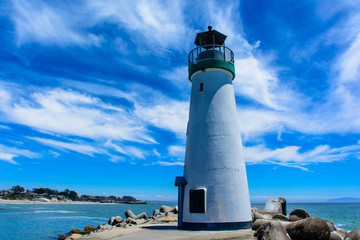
[168,145,185,157]
[0,144,40,165]
[156,161,184,166]
[0,152,18,165]
[244,143,360,171]
[1,87,155,143]
[135,100,188,137]
[11,0,101,47]
[87,0,190,54]
[28,137,101,157]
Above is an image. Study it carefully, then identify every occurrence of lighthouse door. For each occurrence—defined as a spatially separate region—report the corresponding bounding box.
[189,189,206,213]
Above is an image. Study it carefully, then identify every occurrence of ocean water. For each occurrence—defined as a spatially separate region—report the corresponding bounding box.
[0,202,359,240]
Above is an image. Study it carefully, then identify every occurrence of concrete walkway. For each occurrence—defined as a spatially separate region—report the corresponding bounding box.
[79,223,256,240]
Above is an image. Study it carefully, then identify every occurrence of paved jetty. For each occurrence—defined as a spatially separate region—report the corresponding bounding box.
[78,222,255,240]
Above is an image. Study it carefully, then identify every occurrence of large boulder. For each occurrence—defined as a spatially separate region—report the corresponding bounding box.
[160,205,178,213]
[286,216,330,240]
[345,228,360,240]
[125,217,138,225]
[256,221,291,240]
[153,209,160,216]
[330,231,343,240]
[263,197,287,215]
[125,210,147,220]
[69,228,82,235]
[272,214,289,221]
[83,224,95,234]
[108,216,123,226]
[252,219,289,231]
[326,220,337,232]
[289,208,310,221]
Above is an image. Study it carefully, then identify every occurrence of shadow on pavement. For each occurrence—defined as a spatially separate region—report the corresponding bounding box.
[141,225,178,230]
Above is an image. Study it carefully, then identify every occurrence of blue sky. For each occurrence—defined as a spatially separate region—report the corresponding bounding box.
[0,0,359,202]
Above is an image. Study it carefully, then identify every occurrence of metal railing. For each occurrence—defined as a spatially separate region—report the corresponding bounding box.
[188,44,234,66]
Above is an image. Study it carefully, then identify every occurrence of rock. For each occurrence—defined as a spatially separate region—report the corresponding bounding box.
[153,209,160,216]
[67,233,82,239]
[108,217,115,225]
[125,217,138,225]
[69,228,82,235]
[160,205,178,213]
[160,205,172,213]
[58,236,67,240]
[330,231,343,240]
[272,214,289,221]
[345,228,360,240]
[286,216,330,240]
[263,197,287,215]
[125,210,147,220]
[97,224,112,231]
[279,197,287,215]
[253,212,267,221]
[83,224,95,234]
[289,208,310,221]
[256,221,291,240]
[252,219,289,231]
[108,216,123,225]
[326,220,337,232]
[115,222,127,228]
[265,213,276,219]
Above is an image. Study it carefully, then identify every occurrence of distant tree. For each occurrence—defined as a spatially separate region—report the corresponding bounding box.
[122,195,137,202]
[33,188,59,195]
[108,195,118,201]
[11,185,25,194]
[60,189,79,201]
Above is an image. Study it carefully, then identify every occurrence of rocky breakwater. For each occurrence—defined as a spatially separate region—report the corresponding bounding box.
[58,205,178,240]
[252,197,359,240]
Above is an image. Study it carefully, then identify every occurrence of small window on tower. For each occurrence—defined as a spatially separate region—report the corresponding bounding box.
[189,189,205,213]
[199,82,204,92]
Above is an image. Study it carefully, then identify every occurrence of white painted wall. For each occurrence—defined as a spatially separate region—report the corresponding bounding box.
[182,68,252,223]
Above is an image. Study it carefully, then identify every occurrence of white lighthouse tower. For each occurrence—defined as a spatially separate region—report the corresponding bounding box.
[175,26,252,230]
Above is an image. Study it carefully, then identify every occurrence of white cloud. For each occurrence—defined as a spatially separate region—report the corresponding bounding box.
[156,161,184,166]
[338,32,360,82]
[124,146,146,159]
[0,144,40,165]
[28,137,101,156]
[234,57,280,109]
[160,66,190,93]
[244,143,360,171]
[87,0,190,53]
[11,0,101,46]
[104,139,126,154]
[0,152,19,165]
[3,88,155,143]
[168,145,185,157]
[153,149,161,157]
[0,125,10,130]
[135,100,188,137]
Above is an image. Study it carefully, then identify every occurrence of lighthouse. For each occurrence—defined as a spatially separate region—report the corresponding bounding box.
[175,26,252,230]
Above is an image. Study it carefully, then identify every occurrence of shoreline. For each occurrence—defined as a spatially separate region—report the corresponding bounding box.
[0,199,145,204]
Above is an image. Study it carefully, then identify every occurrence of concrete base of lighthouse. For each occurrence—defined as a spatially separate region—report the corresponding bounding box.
[176,68,252,231]
[181,221,252,231]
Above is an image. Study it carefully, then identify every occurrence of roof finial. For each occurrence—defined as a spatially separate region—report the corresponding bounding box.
[208,25,212,31]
